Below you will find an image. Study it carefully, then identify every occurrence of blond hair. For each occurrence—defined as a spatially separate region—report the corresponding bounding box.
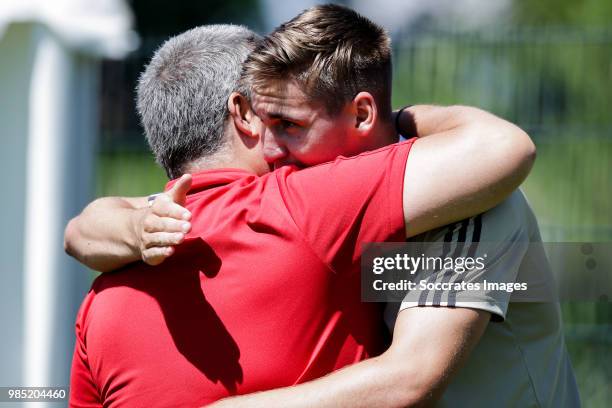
[243,4,392,117]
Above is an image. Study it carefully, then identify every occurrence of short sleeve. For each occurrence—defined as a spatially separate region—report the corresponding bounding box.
[275,140,415,274]
[69,291,102,408]
[395,190,530,321]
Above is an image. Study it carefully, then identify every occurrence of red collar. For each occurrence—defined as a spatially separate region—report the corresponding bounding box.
[165,168,256,194]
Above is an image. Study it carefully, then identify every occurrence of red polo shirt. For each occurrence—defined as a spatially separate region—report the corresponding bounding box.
[70,140,414,407]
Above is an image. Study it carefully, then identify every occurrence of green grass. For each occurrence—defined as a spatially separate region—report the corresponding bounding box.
[565,327,612,407]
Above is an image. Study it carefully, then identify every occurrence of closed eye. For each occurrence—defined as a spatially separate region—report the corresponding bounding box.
[274,119,303,135]
[281,119,300,128]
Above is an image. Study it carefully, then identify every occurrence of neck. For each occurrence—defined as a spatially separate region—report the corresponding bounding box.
[183,126,267,175]
[183,155,255,175]
[183,144,258,175]
[367,119,399,151]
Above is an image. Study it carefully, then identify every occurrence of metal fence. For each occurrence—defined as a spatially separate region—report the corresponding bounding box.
[391,27,612,242]
[392,27,612,135]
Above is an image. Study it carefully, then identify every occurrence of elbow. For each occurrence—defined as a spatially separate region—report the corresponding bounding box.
[463,108,536,187]
[513,126,536,174]
[64,217,79,258]
[64,216,92,269]
[523,133,537,174]
[64,219,112,273]
[505,125,536,185]
[480,120,535,192]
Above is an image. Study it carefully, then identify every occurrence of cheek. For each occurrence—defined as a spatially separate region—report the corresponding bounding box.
[297,129,344,164]
[287,136,336,166]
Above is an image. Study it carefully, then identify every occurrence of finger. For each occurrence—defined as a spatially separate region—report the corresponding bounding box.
[142,232,185,248]
[142,246,174,266]
[152,196,191,221]
[143,215,191,234]
[167,174,192,207]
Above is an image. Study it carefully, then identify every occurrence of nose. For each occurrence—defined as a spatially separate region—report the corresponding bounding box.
[262,132,288,163]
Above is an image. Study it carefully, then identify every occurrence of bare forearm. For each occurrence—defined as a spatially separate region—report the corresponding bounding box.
[65,176,193,271]
[64,197,146,272]
[395,104,519,138]
[210,355,425,408]
[210,308,488,408]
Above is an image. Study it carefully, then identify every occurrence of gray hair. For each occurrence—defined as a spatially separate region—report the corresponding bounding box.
[137,25,261,179]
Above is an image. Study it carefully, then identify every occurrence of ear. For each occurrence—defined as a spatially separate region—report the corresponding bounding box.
[228,92,258,137]
[352,92,377,134]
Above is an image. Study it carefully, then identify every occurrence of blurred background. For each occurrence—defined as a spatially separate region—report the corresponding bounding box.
[1,0,610,406]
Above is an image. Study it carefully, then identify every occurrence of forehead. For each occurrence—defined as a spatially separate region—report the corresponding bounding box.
[251,79,325,119]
